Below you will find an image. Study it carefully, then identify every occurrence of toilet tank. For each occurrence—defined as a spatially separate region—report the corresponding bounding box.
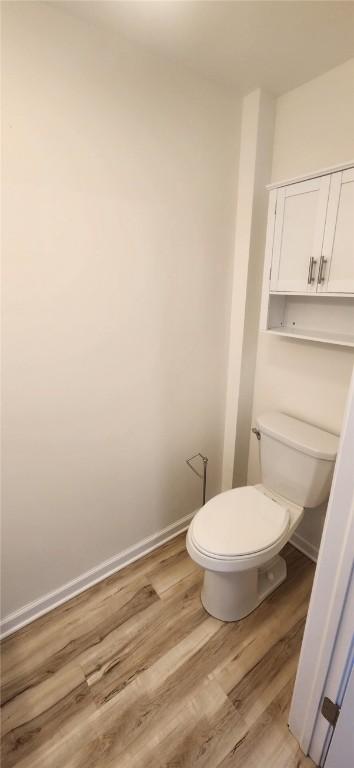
[256,412,339,508]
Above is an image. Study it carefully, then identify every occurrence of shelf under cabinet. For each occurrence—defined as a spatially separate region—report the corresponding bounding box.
[265,326,354,347]
[265,294,354,348]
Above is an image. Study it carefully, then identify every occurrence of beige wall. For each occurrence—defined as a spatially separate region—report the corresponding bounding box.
[1,2,240,617]
[271,59,354,183]
[248,60,354,552]
[222,89,275,490]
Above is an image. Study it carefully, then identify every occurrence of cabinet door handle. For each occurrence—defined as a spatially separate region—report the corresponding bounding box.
[307,257,317,284]
[318,255,328,284]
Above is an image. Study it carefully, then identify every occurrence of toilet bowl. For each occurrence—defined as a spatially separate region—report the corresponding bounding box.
[187,412,338,622]
[187,484,303,621]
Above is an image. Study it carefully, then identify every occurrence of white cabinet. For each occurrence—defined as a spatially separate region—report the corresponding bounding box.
[271,176,330,293]
[261,162,354,347]
[320,168,354,294]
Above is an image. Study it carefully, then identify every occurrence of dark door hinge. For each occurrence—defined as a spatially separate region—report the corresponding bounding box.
[321,697,340,728]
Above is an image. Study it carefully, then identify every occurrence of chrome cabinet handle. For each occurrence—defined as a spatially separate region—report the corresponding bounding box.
[307,256,317,284]
[318,255,328,284]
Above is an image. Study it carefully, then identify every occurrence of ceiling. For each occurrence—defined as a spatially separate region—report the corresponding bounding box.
[58,1,354,95]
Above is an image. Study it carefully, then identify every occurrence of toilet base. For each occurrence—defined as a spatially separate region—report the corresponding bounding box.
[201,555,287,622]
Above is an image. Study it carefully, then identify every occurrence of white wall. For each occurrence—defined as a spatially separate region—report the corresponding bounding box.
[248,60,354,556]
[1,2,239,618]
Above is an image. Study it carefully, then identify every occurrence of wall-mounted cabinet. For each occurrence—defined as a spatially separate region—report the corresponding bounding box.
[260,163,354,347]
[321,168,354,294]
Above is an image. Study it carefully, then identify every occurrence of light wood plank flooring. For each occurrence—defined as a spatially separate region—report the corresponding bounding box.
[1,534,316,767]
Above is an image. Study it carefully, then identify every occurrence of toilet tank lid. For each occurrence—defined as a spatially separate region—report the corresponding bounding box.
[256,412,339,461]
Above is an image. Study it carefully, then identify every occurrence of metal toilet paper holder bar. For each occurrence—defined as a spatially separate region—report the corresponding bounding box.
[185,453,208,506]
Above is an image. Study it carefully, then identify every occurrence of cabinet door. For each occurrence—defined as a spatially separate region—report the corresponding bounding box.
[319,168,354,294]
[270,176,330,292]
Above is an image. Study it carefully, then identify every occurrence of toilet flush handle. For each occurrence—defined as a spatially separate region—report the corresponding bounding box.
[251,427,261,441]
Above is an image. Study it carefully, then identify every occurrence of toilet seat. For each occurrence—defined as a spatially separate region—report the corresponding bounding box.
[190,486,290,560]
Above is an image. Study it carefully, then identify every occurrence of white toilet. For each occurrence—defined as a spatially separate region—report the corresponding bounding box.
[187,411,338,622]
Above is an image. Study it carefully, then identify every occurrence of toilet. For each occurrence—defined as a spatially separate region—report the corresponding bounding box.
[187,411,338,622]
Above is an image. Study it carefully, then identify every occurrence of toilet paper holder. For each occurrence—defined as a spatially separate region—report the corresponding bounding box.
[186,453,208,506]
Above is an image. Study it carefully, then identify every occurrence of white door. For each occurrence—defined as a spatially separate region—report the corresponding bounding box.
[270,176,330,292]
[319,168,354,293]
[324,665,354,768]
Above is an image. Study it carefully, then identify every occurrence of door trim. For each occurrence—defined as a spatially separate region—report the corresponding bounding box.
[288,366,354,760]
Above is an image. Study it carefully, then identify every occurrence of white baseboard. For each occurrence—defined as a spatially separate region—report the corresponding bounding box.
[290,531,319,563]
[0,512,194,639]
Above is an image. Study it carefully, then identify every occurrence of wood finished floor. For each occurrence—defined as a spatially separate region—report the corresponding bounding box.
[1,535,316,768]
